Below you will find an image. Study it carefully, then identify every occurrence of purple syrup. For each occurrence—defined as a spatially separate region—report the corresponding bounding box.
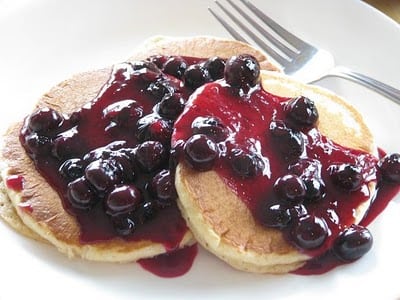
[138,244,198,278]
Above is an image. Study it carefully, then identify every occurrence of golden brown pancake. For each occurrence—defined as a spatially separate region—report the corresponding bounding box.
[175,70,377,273]
[0,36,279,262]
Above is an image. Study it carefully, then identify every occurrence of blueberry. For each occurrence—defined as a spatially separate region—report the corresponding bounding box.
[333,224,373,261]
[183,64,212,89]
[224,54,260,88]
[147,55,168,69]
[290,215,328,249]
[157,93,185,119]
[135,141,166,172]
[112,216,136,236]
[270,120,304,161]
[330,163,363,191]
[59,158,85,180]
[148,169,177,207]
[102,99,143,128]
[67,177,96,210]
[184,134,219,171]
[147,80,174,102]
[163,56,188,79]
[378,153,400,183]
[24,132,53,156]
[274,174,306,203]
[288,158,321,178]
[303,176,326,202]
[191,116,227,142]
[135,200,157,224]
[203,56,226,80]
[85,159,122,192]
[230,150,264,178]
[27,107,63,133]
[285,96,319,128]
[131,60,160,72]
[131,60,161,82]
[111,151,135,181]
[136,115,173,145]
[52,130,83,159]
[105,184,142,217]
[262,204,291,228]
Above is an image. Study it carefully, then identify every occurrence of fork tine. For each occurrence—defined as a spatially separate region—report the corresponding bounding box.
[208,7,248,43]
[240,0,311,50]
[225,0,297,58]
[213,0,288,66]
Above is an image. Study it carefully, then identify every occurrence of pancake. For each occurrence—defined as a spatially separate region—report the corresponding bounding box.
[0,36,279,262]
[174,70,377,273]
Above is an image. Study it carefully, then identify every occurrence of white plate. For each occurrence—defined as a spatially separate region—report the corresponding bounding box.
[0,0,399,299]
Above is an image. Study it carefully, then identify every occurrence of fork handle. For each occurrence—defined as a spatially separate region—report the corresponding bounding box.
[326,66,400,105]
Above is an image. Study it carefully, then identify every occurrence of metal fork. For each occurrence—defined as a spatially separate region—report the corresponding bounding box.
[209,0,400,105]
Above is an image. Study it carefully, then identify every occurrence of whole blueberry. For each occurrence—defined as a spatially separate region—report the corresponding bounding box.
[191,116,227,142]
[184,134,219,171]
[330,163,363,191]
[285,96,319,128]
[105,184,142,217]
[290,215,328,249]
[274,174,306,203]
[135,141,166,172]
[378,153,400,183]
[203,56,226,80]
[27,107,63,133]
[230,150,264,178]
[224,54,260,88]
[67,177,97,210]
[333,224,373,261]
[163,56,188,79]
[183,64,212,89]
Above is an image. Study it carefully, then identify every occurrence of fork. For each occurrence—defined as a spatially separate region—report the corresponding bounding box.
[209,0,400,105]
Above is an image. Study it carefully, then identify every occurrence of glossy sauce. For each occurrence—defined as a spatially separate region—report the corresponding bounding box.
[172,80,398,273]
[138,244,198,278]
[19,58,203,249]
[5,175,24,192]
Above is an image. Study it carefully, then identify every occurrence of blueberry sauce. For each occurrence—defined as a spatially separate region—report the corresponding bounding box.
[19,56,225,253]
[172,55,400,274]
[138,244,198,278]
[5,175,24,192]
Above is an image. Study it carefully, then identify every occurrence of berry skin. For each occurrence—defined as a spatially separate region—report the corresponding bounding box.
[157,93,185,120]
[333,224,373,261]
[27,107,63,133]
[191,116,227,142]
[67,177,96,210]
[183,64,212,89]
[184,134,219,171]
[148,169,177,207]
[230,150,264,178]
[270,120,304,161]
[378,153,400,183]
[163,56,188,79]
[285,96,319,128]
[85,159,122,192]
[24,133,53,156]
[59,158,85,180]
[274,174,306,203]
[105,184,142,217]
[136,115,173,145]
[330,163,363,191]
[290,215,328,249]
[203,56,226,80]
[135,141,166,172]
[262,204,291,228]
[224,54,260,88]
[111,216,136,236]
